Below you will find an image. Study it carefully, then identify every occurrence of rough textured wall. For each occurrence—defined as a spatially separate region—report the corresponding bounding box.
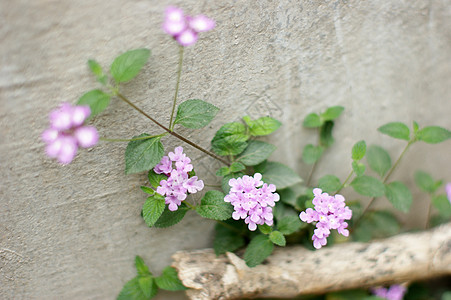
[1,0,450,299]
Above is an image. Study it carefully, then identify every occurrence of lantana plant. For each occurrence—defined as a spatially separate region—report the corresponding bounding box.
[42,5,451,300]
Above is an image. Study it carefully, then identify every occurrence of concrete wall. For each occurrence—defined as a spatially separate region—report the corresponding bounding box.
[1,0,450,299]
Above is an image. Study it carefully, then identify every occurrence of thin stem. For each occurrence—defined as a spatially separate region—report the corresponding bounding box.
[184,201,196,210]
[169,46,184,131]
[306,161,318,186]
[335,170,353,195]
[100,133,166,142]
[116,93,230,166]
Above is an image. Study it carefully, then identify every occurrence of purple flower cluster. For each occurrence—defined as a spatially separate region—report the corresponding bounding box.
[446,183,451,203]
[224,173,280,231]
[154,147,204,211]
[299,188,352,249]
[163,6,215,47]
[371,284,407,300]
[42,103,98,164]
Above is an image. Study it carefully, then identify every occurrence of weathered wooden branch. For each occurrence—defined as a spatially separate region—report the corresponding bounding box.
[172,222,451,300]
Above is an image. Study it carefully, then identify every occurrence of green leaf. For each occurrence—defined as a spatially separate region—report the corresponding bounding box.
[221,172,244,194]
[213,221,245,255]
[243,116,281,136]
[351,175,385,197]
[278,188,297,207]
[431,194,451,218]
[140,186,155,195]
[413,121,420,134]
[352,161,366,177]
[417,126,451,144]
[142,195,166,227]
[258,224,273,234]
[319,121,335,148]
[244,234,274,267]
[260,162,302,190]
[110,48,151,83]
[303,113,322,128]
[352,140,366,161]
[320,106,344,121]
[138,276,157,299]
[302,144,324,164]
[353,211,400,242]
[125,135,164,175]
[87,59,108,85]
[318,175,341,194]
[277,215,303,235]
[237,140,276,166]
[414,170,437,193]
[154,266,187,291]
[229,162,246,173]
[269,231,286,246]
[196,190,232,221]
[442,292,451,300]
[378,122,410,141]
[174,99,220,129]
[384,181,413,213]
[147,170,168,189]
[326,289,369,300]
[216,167,230,177]
[153,204,189,228]
[366,145,391,178]
[117,277,152,300]
[135,256,151,277]
[211,122,249,156]
[77,89,111,117]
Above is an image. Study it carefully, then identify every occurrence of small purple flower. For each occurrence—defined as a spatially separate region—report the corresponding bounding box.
[154,147,204,211]
[299,188,352,249]
[42,103,98,164]
[446,183,451,204]
[224,173,280,231]
[371,285,407,300]
[163,6,215,47]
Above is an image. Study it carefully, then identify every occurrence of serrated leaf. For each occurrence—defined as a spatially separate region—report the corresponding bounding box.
[111,48,151,83]
[216,167,230,177]
[269,231,286,246]
[174,99,219,129]
[352,161,366,177]
[140,186,155,195]
[237,140,276,166]
[135,256,151,277]
[277,215,303,235]
[320,121,335,148]
[125,135,164,174]
[414,170,437,193]
[138,276,157,299]
[384,181,412,212]
[417,126,451,144]
[77,89,111,117]
[153,204,189,228]
[431,194,451,218]
[117,277,150,300]
[87,59,108,85]
[221,172,245,194]
[318,175,341,194]
[196,190,232,221]
[351,175,385,197]
[244,234,274,267]
[278,188,297,207]
[352,140,366,161]
[154,266,187,291]
[243,116,281,136]
[213,221,246,255]
[258,224,272,234]
[211,122,249,156]
[142,195,166,227]
[302,144,324,164]
[366,145,391,178]
[353,211,400,242]
[321,106,344,121]
[303,113,322,128]
[229,162,246,172]
[147,170,168,189]
[378,122,410,141]
[261,162,302,190]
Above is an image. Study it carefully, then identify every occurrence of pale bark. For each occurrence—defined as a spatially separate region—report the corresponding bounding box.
[172,222,451,300]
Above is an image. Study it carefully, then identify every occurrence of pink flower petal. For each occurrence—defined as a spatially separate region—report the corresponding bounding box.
[74,126,98,148]
[176,29,198,46]
[189,15,215,32]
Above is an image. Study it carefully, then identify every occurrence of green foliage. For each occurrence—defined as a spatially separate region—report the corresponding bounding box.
[431,195,451,218]
[174,99,219,129]
[229,162,246,173]
[135,256,151,277]
[258,161,303,190]
[138,276,157,299]
[213,221,246,255]
[147,170,168,189]
[352,161,366,177]
[318,175,341,194]
[352,140,367,161]
[142,195,166,227]
[153,204,189,228]
[77,89,111,117]
[117,256,158,300]
[351,175,385,197]
[353,211,400,242]
[269,231,286,246]
[211,122,249,156]
[416,126,451,144]
[125,135,164,174]
[111,48,151,83]
[196,190,232,221]
[278,188,297,207]
[303,113,322,128]
[319,121,335,148]
[140,186,155,195]
[258,224,273,234]
[384,181,412,213]
[326,289,369,300]
[237,140,276,166]
[320,106,344,121]
[244,234,274,267]
[87,59,108,85]
[154,267,187,291]
[378,122,410,141]
[277,215,303,235]
[302,144,324,164]
[366,145,391,178]
[414,170,440,193]
[243,115,281,136]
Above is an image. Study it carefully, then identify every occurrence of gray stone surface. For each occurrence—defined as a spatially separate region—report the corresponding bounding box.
[1,0,450,299]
